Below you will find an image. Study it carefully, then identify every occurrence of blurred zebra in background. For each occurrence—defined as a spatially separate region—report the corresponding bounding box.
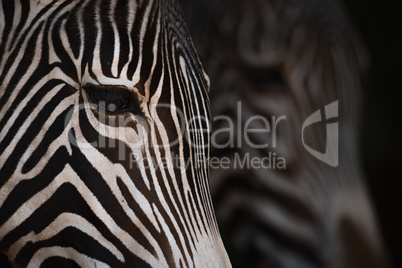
[180,0,390,267]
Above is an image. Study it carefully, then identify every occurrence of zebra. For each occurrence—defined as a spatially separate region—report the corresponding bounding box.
[0,0,231,267]
[180,0,390,267]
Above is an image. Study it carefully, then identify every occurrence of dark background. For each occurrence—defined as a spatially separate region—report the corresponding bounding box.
[342,0,401,267]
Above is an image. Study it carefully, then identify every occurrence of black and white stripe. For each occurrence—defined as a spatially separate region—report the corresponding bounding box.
[180,0,389,267]
[0,0,230,267]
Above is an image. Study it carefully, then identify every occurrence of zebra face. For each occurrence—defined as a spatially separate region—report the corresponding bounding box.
[0,0,231,267]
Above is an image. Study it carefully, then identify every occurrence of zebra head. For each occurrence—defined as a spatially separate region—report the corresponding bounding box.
[0,0,231,267]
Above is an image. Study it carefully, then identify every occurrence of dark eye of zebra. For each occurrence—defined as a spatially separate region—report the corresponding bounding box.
[245,66,284,86]
[84,85,141,114]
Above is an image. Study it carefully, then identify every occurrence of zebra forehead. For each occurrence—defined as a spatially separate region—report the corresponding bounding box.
[81,73,139,89]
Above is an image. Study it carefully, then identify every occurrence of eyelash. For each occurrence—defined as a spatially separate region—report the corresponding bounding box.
[83,85,141,115]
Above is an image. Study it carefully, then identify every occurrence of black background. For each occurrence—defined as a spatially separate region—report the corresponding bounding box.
[342,0,402,267]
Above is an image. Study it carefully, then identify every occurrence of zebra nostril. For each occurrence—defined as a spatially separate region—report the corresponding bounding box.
[83,84,142,115]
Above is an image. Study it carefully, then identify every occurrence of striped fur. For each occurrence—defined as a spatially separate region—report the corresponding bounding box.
[0,0,231,267]
[180,0,389,267]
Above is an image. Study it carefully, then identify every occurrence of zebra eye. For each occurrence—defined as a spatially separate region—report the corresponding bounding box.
[84,85,140,114]
[245,66,284,86]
